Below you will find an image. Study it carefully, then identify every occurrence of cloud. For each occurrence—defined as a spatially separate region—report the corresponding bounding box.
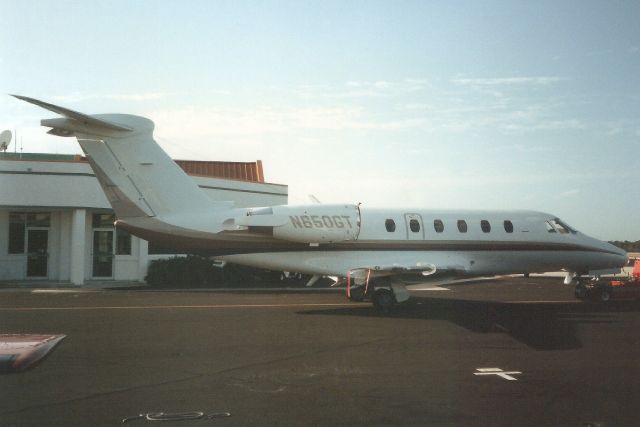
[49,92,168,103]
[297,78,428,100]
[557,189,580,198]
[149,105,425,141]
[104,92,166,101]
[50,93,94,103]
[451,76,564,86]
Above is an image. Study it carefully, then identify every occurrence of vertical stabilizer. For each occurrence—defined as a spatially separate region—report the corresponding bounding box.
[13,95,227,222]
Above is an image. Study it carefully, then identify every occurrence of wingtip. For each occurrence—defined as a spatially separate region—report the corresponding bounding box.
[10,94,32,102]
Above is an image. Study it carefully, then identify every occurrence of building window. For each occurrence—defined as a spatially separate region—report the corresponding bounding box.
[26,213,50,227]
[504,220,514,233]
[433,219,444,233]
[385,219,396,232]
[457,220,467,233]
[93,213,131,255]
[8,213,26,254]
[409,219,420,233]
[93,213,115,228]
[116,228,132,255]
[481,220,491,233]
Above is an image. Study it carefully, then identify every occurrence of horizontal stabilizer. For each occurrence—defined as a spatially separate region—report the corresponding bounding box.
[13,94,231,227]
[11,94,132,132]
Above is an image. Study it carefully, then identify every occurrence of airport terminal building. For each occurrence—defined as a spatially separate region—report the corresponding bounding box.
[0,153,287,285]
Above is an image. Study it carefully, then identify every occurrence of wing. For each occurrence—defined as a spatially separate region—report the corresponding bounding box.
[346,261,468,283]
[341,258,475,302]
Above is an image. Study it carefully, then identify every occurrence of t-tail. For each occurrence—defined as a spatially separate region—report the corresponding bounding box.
[12,95,232,238]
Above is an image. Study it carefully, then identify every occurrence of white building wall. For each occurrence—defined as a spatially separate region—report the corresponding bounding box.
[70,209,86,285]
[57,211,72,282]
[0,158,287,285]
[114,236,141,281]
[0,210,20,280]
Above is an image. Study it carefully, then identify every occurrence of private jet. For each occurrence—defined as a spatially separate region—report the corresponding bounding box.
[13,95,628,311]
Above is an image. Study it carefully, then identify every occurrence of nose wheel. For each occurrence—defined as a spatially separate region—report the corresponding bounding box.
[575,281,588,299]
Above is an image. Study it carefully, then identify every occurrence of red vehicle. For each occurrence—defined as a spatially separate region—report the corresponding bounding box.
[576,259,640,302]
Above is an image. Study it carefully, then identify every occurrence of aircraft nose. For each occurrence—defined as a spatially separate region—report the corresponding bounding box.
[607,243,629,266]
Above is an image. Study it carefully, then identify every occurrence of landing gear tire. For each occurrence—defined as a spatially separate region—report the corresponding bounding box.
[349,285,366,302]
[599,288,611,303]
[372,288,396,313]
[575,283,587,300]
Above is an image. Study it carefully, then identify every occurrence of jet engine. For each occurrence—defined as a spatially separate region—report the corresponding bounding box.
[233,204,361,244]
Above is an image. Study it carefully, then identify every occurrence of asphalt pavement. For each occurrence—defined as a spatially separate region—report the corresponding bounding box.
[1,277,640,426]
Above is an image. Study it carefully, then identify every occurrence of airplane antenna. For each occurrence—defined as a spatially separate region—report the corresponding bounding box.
[309,194,321,204]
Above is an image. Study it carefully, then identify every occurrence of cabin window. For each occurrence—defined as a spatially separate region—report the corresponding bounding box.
[504,220,514,233]
[433,219,444,233]
[409,219,420,233]
[457,220,467,233]
[481,220,491,233]
[385,219,396,233]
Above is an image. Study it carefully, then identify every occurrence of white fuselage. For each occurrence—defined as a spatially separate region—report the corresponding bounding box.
[216,207,627,281]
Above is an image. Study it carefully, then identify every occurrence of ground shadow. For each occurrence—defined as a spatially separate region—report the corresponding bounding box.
[299,297,640,351]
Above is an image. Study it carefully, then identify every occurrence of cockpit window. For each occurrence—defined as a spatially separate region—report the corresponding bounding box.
[385,219,396,232]
[547,218,576,234]
[545,221,557,233]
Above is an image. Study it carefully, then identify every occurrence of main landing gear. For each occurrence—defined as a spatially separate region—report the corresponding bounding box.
[347,272,410,314]
[371,288,396,313]
[348,284,397,313]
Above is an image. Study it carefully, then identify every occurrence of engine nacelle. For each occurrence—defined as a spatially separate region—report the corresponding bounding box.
[271,204,361,244]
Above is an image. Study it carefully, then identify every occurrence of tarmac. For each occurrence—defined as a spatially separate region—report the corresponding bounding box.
[1,277,640,426]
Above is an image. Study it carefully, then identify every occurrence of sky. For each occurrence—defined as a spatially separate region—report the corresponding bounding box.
[1,0,638,240]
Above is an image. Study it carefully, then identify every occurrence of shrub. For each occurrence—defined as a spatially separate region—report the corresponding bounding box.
[145,255,223,287]
[145,255,312,288]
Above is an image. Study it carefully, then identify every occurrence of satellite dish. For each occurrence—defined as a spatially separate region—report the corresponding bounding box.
[0,130,12,152]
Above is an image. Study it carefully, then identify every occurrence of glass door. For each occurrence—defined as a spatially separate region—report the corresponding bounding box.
[92,230,114,278]
[26,229,49,277]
